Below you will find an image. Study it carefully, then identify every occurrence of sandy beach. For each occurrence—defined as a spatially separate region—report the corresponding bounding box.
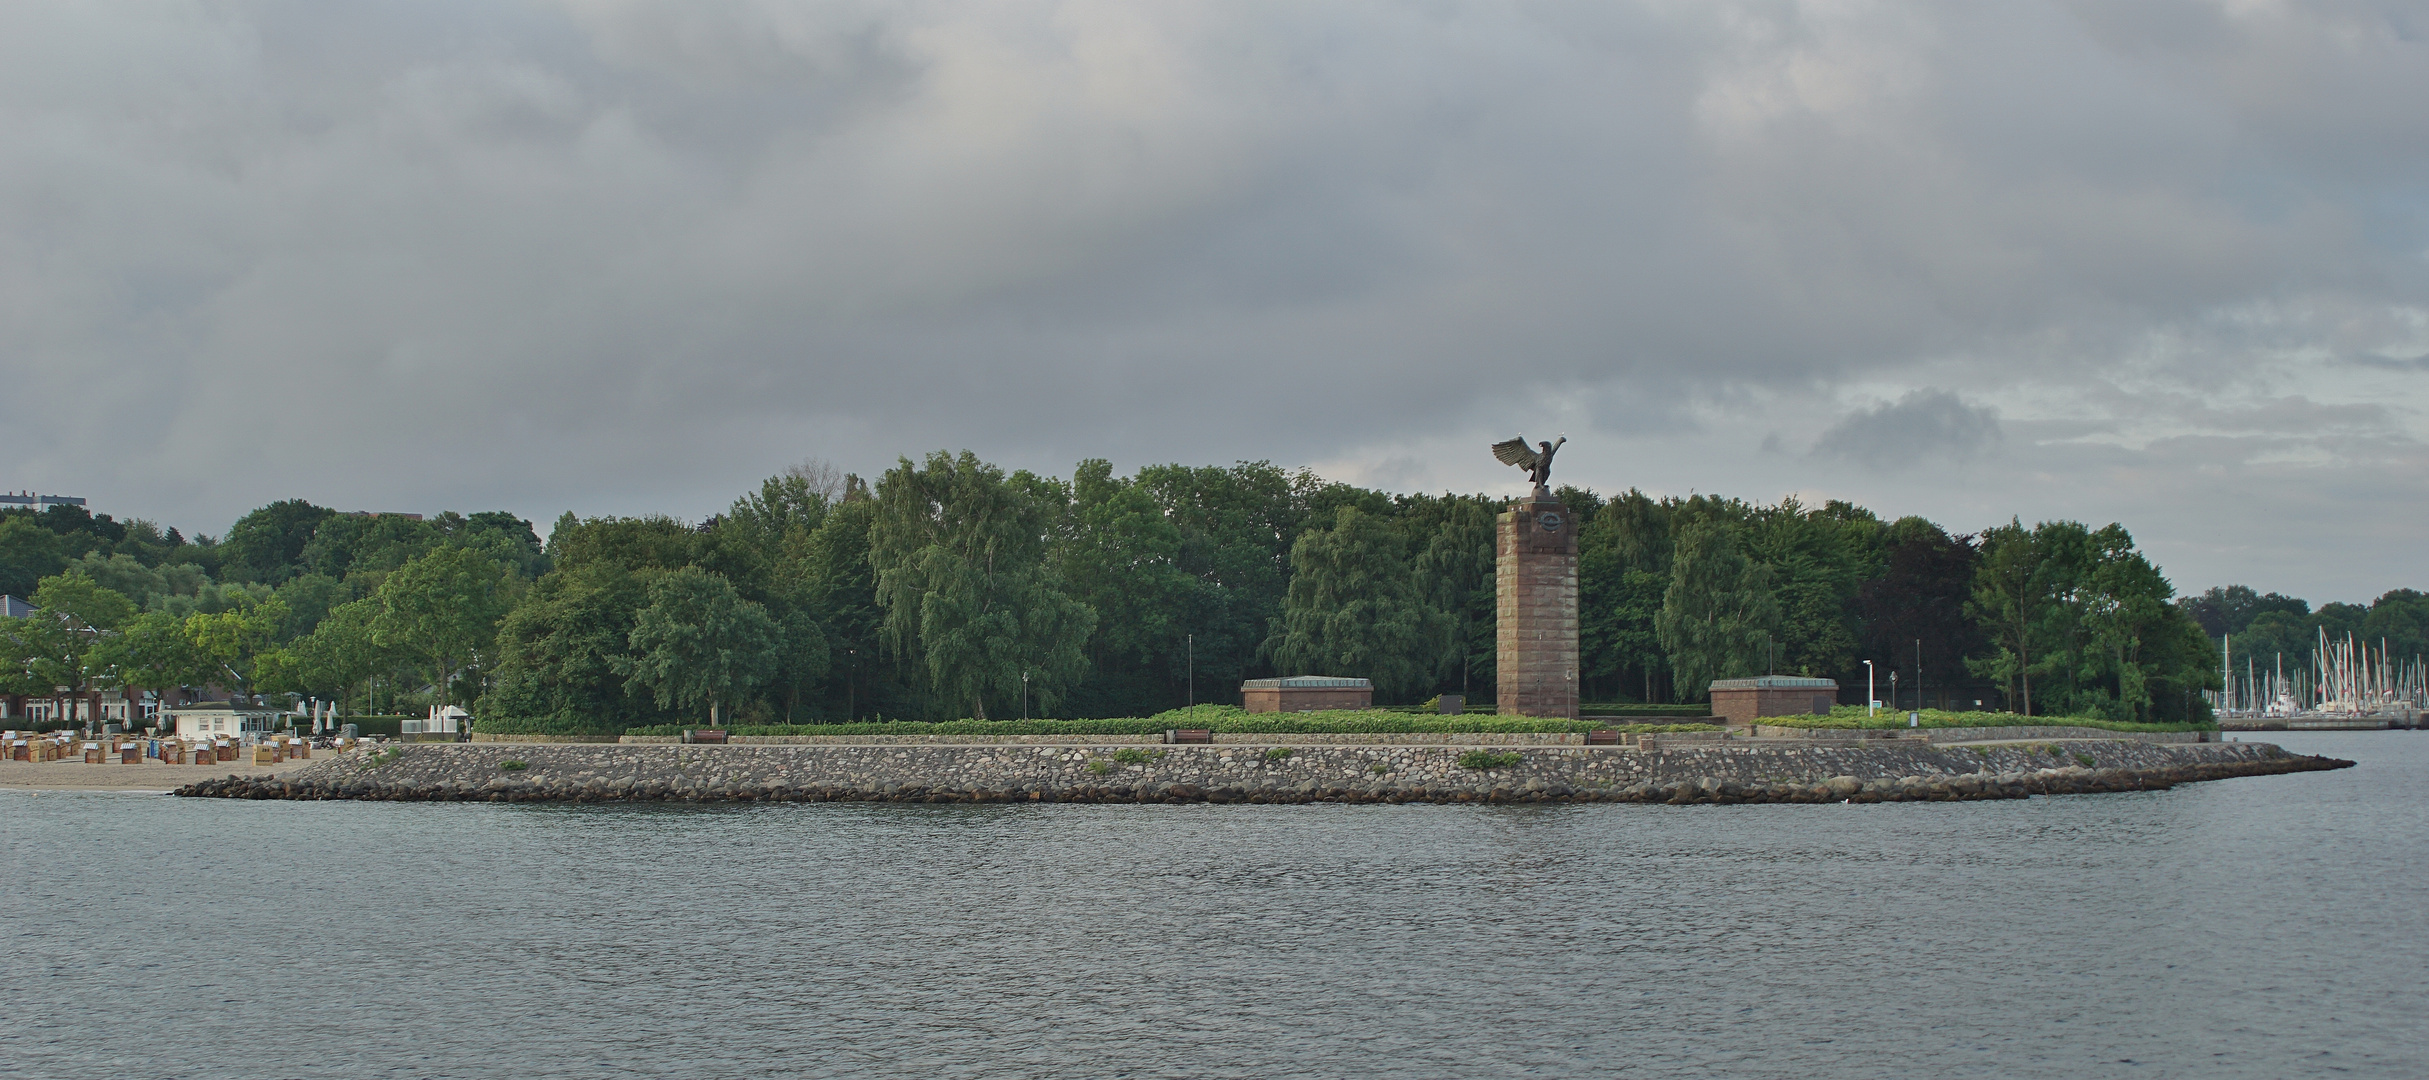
[0,753,335,792]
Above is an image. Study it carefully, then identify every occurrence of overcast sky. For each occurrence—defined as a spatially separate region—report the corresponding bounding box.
[4,0,2423,603]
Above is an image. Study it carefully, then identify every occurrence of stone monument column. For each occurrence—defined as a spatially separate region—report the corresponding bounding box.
[1496,493,1579,718]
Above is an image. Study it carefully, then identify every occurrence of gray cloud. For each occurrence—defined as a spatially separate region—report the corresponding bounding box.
[1811,390,2003,471]
[0,0,2423,597]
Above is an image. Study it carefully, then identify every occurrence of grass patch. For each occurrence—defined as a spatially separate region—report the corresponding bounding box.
[1086,760,1113,776]
[498,759,529,771]
[1457,750,1523,770]
[1369,762,1391,775]
[1756,706,2213,733]
[358,746,406,770]
[1111,747,1164,764]
[1264,747,1295,760]
[2073,752,2097,768]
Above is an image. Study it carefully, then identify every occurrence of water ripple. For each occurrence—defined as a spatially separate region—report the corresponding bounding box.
[3,733,2421,1079]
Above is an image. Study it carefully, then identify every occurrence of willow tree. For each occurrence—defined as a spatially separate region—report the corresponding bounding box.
[869,451,1096,720]
[1264,506,1453,701]
[1654,520,1783,699]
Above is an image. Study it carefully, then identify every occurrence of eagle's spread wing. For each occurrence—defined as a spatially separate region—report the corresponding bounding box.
[1491,437,1538,469]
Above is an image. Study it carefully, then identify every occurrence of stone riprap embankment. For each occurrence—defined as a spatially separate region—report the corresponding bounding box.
[173,739,2347,804]
[617,732,1664,746]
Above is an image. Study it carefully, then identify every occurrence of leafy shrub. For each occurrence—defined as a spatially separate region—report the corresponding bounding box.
[1086,760,1113,776]
[1111,747,1162,764]
[1264,747,1294,760]
[1457,750,1523,769]
[472,714,624,737]
[498,760,529,771]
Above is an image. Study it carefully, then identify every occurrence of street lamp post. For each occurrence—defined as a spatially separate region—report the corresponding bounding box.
[1914,638,1924,721]
[1021,670,1030,721]
[1864,660,1876,718]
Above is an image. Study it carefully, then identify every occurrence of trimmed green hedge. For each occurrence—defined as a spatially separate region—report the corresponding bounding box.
[622,705,1725,738]
[1581,703,1713,716]
[1757,706,2214,733]
[472,715,626,737]
[339,715,413,738]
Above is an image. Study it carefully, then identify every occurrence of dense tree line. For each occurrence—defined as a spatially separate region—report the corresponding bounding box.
[2178,584,2429,676]
[9,452,2415,730]
[0,501,542,720]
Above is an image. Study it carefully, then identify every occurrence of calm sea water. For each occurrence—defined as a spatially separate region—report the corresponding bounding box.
[3,733,2422,1080]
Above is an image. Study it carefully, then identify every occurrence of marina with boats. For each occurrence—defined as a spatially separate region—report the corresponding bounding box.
[2213,628,2424,730]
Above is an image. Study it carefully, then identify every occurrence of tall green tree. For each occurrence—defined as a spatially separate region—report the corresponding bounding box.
[1969,520,2215,721]
[1132,461,1343,703]
[805,486,888,720]
[1745,499,1878,681]
[183,593,290,696]
[612,566,780,726]
[222,499,336,584]
[1264,506,1453,701]
[1056,459,1197,714]
[1968,520,2045,715]
[2178,585,2311,638]
[1406,495,1497,699]
[22,573,139,723]
[2361,590,2429,664]
[1655,520,1783,699]
[373,546,515,708]
[1857,518,1989,707]
[484,565,662,731]
[870,451,1096,719]
[1579,490,1675,703]
[91,610,212,710]
[0,515,76,598]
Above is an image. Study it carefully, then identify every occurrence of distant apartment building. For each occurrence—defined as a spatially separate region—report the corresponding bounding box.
[0,491,87,509]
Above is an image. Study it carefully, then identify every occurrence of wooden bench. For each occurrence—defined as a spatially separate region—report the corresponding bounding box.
[684,729,729,744]
[1163,729,1214,744]
[1583,729,1625,746]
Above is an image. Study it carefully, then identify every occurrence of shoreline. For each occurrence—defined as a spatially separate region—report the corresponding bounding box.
[170,738,2350,805]
[1,754,327,793]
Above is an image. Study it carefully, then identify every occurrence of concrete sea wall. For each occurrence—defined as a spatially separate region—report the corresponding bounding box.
[175,739,2347,805]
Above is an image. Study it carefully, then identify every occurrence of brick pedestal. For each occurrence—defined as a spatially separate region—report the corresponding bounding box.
[1496,496,1579,719]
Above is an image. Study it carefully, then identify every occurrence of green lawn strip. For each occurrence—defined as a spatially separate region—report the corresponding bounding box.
[508,704,1724,739]
[1755,706,2213,733]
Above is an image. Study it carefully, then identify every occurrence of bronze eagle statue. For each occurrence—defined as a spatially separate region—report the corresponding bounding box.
[1492,434,1565,490]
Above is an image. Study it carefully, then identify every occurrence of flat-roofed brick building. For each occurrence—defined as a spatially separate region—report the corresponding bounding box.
[1242,676,1373,713]
[1708,676,1839,726]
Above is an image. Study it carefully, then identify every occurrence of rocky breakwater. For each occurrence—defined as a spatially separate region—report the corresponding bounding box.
[174,739,2350,805]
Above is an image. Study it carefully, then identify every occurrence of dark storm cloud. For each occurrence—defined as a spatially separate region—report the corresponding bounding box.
[0,0,2424,596]
[1811,390,2003,470]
